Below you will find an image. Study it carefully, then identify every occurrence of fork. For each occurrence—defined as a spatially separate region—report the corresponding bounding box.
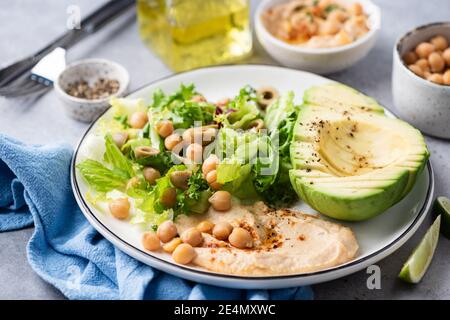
[0,0,135,98]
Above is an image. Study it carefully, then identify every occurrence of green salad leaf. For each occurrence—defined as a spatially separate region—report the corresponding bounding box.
[217,85,260,130]
[262,92,299,206]
[148,84,216,129]
[104,134,135,178]
[133,150,173,174]
[76,159,128,192]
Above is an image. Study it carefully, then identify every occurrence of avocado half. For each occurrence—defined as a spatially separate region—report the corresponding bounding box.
[290,83,429,221]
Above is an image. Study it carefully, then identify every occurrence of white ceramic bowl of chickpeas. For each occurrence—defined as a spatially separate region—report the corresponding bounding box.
[392,22,450,139]
[255,0,381,74]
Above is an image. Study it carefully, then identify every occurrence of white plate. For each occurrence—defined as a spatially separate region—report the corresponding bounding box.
[71,65,434,289]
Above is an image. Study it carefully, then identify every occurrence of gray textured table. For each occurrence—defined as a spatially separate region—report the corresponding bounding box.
[0,0,449,300]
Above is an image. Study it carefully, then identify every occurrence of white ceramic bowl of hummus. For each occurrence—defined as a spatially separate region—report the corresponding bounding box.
[255,0,381,74]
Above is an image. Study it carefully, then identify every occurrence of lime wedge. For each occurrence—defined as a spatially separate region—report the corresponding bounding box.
[434,196,450,239]
[399,215,440,284]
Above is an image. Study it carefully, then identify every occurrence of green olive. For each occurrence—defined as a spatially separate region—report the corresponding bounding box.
[160,187,177,208]
[135,146,160,159]
[143,167,161,184]
[169,170,191,190]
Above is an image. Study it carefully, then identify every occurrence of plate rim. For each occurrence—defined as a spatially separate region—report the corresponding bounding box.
[70,64,435,285]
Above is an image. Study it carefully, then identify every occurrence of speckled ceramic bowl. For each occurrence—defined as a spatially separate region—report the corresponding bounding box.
[392,22,450,139]
[54,59,129,122]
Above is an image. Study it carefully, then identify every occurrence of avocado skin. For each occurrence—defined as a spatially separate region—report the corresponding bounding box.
[290,169,410,221]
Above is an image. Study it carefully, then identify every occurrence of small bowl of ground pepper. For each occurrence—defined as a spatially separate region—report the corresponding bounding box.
[55,59,129,122]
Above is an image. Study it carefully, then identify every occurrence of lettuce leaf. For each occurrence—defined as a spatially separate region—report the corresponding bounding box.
[76,159,127,192]
[262,92,299,206]
[104,134,135,178]
[134,150,173,174]
[148,84,216,129]
[218,86,260,130]
[219,162,259,200]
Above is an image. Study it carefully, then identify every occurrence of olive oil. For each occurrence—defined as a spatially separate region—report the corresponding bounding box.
[137,0,252,72]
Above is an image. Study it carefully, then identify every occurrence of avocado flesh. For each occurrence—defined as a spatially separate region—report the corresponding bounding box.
[290,84,429,221]
[304,83,385,115]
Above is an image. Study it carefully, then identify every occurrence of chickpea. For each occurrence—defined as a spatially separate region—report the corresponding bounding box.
[430,35,448,51]
[443,70,450,85]
[172,243,196,265]
[126,176,139,188]
[182,128,194,143]
[170,170,191,190]
[428,52,445,73]
[335,30,352,46]
[202,128,217,146]
[423,71,432,79]
[143,167,160,184]
[415,42,435,59]
[403,51,418,65]
[112,132,128,149]
[129,111,148,129]
[228,227,253,249]
[160,188,177,208]
[156,120,174,138]
[182,127,201,144]
[197,220,214,234]
[427,73,444,85]
[142,232,160,251]
[181,228,203,247]
[109,198,130,220]
[165,133,182,151]
[408,64,424,77]
[212,222,233,240]
[206,170,222,190]
[157,220,178,243]
[202,154,219,176]
[318,0,332,10]
[209,191,232,212]
[322,19,340,35]
[191,95,206,103]
[186,143,203,163]
[328,10,347,22]
[415,58,430,72]
[443,48,450,66]
[351,2,363,15]
[162,237,183,253]
[135,146,159,159]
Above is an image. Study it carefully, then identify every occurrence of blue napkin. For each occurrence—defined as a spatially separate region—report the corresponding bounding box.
[0,134,313,300]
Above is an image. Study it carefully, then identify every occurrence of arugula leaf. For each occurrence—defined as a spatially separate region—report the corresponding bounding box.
[77,159,127,192]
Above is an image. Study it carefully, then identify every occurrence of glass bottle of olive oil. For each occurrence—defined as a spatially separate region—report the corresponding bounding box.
[137,0,252,72]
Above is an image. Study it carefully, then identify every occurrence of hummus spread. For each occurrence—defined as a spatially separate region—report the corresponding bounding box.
[176,201,358,276]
